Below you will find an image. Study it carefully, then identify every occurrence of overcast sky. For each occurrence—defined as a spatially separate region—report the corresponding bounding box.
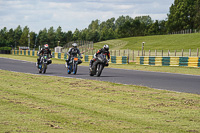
[0,0,174,33]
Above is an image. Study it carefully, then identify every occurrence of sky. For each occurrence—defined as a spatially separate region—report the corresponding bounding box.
[0,0,174,33]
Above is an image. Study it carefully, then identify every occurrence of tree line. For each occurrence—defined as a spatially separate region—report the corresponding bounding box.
[0,0,199,49]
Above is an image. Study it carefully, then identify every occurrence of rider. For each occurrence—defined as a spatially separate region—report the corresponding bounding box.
[89,44,110,70]
[37,44,52,68]
[65,43,83,66]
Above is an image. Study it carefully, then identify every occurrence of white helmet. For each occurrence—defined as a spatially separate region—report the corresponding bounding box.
[72,43,78,48]
[103,45,109,51]
[44,44,49,49]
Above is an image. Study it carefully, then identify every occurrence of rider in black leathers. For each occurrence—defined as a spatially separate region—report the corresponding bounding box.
[36,44,52,68]
[65,43,83,66]
[89,44,110,70]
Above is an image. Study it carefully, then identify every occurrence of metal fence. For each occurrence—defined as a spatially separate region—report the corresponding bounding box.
[169,29,200,35]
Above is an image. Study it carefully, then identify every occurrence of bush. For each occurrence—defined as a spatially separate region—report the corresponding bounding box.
[0,47,12,50]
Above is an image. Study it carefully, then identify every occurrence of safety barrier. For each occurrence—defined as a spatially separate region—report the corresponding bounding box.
[11,50,128,64]
[136,56,200,67]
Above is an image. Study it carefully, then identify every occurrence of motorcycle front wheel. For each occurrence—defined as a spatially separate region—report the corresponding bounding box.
[38,64,42,73]
[73,63,77,74]
[42,63,47,74]
[96,64,103,77]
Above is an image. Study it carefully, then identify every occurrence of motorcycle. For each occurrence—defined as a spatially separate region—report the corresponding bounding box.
[38,54,51,74]
[66,57,82,74]
[89,54,108,77]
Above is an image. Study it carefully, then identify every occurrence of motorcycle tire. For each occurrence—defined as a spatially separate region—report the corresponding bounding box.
[67,70,71,74]
[67,65,71,74]
[96,64,103,77]
[89,69,94,76]
[73,64,77,74]
[43,63,47,74]
[38,64,42,73]
[39,70,42,73]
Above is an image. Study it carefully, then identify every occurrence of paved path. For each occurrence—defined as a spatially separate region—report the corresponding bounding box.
[1,57,200,94]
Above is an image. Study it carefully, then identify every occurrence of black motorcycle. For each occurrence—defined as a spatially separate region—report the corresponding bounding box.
[66,57,82,74]
[38,54,51,74]
[89,54,108,77]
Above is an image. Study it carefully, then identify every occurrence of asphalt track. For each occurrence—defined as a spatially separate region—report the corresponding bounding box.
[0,57,200,94]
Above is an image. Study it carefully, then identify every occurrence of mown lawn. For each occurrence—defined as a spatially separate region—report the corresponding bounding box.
[94,33,200,50]
[0,70,200,132]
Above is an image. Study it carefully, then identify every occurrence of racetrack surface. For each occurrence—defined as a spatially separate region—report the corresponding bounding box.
[1,57,200,94]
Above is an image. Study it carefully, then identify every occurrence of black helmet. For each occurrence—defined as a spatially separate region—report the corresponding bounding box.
[103,45,109,51]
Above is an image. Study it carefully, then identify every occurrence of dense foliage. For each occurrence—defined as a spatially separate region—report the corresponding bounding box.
[0,0,199,49]
[166,0,200,32]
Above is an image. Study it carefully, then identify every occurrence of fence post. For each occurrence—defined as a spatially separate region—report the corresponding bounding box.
[162,50,163,56]
[155,49,157,56]
[182,49,184,57]
[144,50,145,56]
[189,49,191,57]
[115,50,116,56]
[149,50,151,56]
[175,50,176,56]
[127,49,129,64]
[123,50,125,56]
[197,48,199,57]
[138,50,139,56]
[168,50,170,56]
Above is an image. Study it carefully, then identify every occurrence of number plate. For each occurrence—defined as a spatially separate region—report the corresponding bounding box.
[74,58,78,61]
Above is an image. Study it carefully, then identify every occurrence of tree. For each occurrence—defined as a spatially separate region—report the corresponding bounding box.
[55,26,64,47]
[166,0,196,32]
[66,31,73,43]
[47,26,55,48]
[148,20,160,35]
[19,26,29,46]
[38,28,48,47]
[14,25,22,48]
[194,0,200,29]
[135,16,153,26]
[0,27,7,47]
[7,28,15,48]
[88,19,100,31]
[29,31,36,49]
[73,28,80,41]
[105,17,115,31]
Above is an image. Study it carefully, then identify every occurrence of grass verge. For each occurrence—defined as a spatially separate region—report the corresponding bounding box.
[0,70,200,132]
[1,54,200,76]
[94,33,200,50]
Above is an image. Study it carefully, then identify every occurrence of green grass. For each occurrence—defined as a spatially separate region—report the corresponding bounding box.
[94,33,200,50]
[1,54,200,76]
[0,70,200,132]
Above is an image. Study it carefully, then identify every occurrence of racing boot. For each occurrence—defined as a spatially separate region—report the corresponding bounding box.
[37,59,40,68]
[65,59,69,68]
[89,60,93,71]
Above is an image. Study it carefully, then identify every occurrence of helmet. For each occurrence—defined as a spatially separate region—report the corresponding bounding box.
[103,45,109,51]
[72,43,78,48]
[44,44,49,49]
